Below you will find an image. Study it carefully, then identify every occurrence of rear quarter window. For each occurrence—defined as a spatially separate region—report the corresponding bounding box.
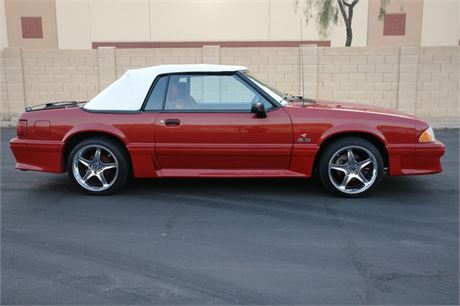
[144,76,169,110]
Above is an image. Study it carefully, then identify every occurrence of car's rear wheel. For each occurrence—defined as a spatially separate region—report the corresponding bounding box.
[318,137,384,197]
[67,137,129,195]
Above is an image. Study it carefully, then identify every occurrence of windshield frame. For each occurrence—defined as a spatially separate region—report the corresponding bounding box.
[242,72,289,106]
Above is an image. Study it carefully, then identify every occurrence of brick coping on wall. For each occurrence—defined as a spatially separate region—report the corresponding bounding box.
[92,40,331,49]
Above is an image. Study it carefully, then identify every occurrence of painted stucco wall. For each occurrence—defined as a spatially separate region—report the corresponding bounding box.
[4,0,460,49]
[55,0,91,49]
[0,0,8,49]
[273,0,369,47]
[4,0,58,49]
[55,0,369,49]
[367,0,423,46]
[421,0,459,46]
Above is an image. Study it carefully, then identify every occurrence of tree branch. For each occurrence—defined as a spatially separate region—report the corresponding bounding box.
[338,0,359,46]
[343,0,360,8]
[337,0,348,23]
[348,2,355,26]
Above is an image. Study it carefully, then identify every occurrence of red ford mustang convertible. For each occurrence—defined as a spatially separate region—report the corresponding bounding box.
[10,64,445,197]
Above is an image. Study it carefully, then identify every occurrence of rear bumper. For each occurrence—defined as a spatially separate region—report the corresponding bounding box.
[10,138,65,173]
[388,140,445,176]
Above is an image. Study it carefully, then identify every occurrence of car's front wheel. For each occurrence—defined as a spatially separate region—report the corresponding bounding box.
[318,137,384,197]
[67,137,129,195]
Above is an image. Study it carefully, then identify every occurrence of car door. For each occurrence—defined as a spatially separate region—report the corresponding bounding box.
[153,73,293,173]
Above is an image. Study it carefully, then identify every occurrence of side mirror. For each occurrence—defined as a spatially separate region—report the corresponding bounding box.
[251,102,267,118]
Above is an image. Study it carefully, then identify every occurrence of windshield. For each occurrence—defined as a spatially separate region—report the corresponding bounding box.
[244,72,288,106]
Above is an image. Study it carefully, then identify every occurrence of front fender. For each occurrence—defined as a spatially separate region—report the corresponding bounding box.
[318,123,388,146]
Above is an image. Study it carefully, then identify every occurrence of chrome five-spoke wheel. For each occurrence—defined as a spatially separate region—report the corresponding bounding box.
[72,144,119,192]
[328,146,378,195]
[319,137,384,197]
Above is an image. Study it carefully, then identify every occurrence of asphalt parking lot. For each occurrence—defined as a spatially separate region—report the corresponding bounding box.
[1,128,459,305]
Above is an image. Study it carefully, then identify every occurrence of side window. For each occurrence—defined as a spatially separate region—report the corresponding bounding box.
[144,75,168,111]
[164,74,272,111]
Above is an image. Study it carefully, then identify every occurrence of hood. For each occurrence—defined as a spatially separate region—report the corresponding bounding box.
[285,99,417,119]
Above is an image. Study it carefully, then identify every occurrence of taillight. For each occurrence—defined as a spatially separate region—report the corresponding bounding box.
[17,119,27,137]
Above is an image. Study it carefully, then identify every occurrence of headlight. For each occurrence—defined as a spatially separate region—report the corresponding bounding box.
[419,126,436,143]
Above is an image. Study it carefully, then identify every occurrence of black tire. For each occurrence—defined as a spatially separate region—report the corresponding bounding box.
[318,137,384,197]
[67,137,130,195]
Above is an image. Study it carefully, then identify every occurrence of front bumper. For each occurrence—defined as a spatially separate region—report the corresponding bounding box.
[10,138,65,173]
[388,140,446,176]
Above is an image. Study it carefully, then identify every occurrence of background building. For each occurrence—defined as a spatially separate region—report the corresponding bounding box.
[0,0,458,128]
[0,0,459,50]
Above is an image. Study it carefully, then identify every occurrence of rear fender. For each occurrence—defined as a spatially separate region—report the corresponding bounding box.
[63,123,129,144]
[63,123,157,178]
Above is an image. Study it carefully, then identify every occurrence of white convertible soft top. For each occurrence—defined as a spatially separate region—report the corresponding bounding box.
[84,64,248,111]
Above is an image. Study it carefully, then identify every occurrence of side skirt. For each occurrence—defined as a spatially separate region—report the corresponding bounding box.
[157,169,307,178]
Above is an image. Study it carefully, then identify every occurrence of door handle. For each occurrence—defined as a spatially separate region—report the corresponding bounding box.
[163,119,181,126]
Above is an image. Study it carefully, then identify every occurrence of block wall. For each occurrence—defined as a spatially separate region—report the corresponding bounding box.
[415,47,459,124]
[0,45,458,127]
[21,49,99,109]
[0,49,7,123]
[220,47,302,95]
[317,46,400,109]
[2,48,25,124]
[115,48,203,78]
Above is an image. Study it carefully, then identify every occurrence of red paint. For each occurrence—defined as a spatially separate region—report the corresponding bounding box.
[10,101,445,179]
[21,17,43,39]
[383,13,406,36]
[154,109,292,171]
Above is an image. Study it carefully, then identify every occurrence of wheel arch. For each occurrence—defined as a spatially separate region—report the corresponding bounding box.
[63,130,132,174]
[313,130,389,174]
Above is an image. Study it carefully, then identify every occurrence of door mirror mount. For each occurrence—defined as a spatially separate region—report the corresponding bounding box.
[251,102,267,118]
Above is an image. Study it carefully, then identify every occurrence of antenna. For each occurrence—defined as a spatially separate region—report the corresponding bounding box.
[300,19,305,98]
